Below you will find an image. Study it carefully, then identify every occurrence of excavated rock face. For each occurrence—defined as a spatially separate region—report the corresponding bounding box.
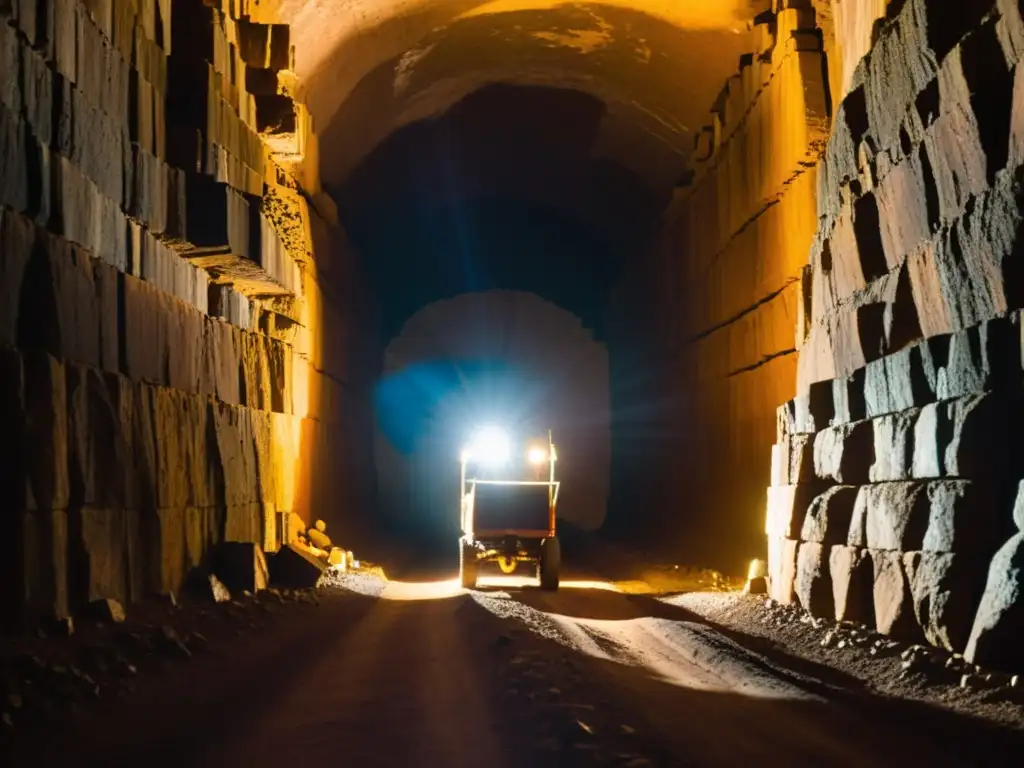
[0,0,373,628]
[766,0,1024,673]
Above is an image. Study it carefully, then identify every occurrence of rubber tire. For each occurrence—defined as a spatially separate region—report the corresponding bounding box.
[539,536,561,591]
[460,541,478,589]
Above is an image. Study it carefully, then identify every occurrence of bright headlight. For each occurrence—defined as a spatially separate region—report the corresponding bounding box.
[465,426,511,466]
[527,446,547,465]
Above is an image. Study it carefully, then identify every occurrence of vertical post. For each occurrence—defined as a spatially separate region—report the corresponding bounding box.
[460,456,467,534]
[548,430,556,535]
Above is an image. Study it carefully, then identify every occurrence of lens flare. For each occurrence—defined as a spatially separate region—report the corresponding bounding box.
[466,425,511,466]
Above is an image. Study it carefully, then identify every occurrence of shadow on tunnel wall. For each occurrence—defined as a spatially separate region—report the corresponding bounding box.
[287,208,383,554]
[373,292,610,552]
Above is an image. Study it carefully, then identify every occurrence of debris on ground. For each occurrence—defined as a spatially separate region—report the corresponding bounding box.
[270,544,328,587]
[743,576,768,595]
[0,584,327,754]
[743,560,768,594]
[307,526,332,551]
[276,518,371,581]
[0,517,376,755]
[328,548,347,569]
[670,591,1024,728]
[207,573,232,603]
[45,617,75,637]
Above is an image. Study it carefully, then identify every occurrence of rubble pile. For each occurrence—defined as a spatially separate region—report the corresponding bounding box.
[759,597,1023,701]
[282,515,357,574]
[0,585,324,749]
[1,506,374,748]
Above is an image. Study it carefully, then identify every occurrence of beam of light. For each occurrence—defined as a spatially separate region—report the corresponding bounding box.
[378,578,465,601]
[465,424,512,466]
[372,574,623,600]
[374,359,526,454]
[465,583,821,701]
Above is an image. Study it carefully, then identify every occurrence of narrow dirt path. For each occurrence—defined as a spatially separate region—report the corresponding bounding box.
[13,573,1024,768]
[478,576,1024,767]
[195,597,521,768]
[25,592,557,768]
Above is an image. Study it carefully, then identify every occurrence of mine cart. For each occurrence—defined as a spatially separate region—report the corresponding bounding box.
[458,427,561,590]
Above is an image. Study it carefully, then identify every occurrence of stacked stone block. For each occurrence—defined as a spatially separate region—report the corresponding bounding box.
[0,199,352,625]
[607,0,830,567]
[769,0,1024,672]
[0,1,368,628]
[166,0,300,295]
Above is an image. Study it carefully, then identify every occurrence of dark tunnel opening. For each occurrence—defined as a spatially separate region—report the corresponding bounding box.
[333,83,682,569]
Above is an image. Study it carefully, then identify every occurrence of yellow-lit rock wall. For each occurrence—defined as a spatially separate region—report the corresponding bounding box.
[0,0,374,627]
[607,0,830,571]
[827,0,891,100]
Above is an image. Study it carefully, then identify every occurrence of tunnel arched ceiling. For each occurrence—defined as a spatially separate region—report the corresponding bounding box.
[276,1,757,190]
[271,1,759,337]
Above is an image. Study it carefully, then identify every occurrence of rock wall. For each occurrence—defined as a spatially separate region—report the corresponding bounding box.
[769,0,1024,672]
[607,0,830,572]
[826,0,890,101]
[0,0,374,628]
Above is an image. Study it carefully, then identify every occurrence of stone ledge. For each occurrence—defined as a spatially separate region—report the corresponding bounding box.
[179,174,299,297]
[775,388,1024,485]
[790,312,1023,421]
[806,168,1022,378]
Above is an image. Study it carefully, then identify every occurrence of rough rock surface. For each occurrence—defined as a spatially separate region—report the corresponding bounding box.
[764,0,1024,671]
[871,549,923,641]
[795,542,833,616]
[800,485,858,545]
[966,534,1024,672]
[829,545,875,624]
[903,551,986,653]
[768,538,799,605]
[0,0,375,629]
[813,420,873,483]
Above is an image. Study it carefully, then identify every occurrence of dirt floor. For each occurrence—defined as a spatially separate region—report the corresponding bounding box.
[674,592,1024,730]
[3,548,1024,766]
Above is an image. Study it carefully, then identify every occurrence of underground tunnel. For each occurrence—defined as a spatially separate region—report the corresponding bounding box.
[4,0,1024,763]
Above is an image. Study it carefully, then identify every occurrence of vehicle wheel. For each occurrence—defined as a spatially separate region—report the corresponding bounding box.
[539,536,561,591]
[460,540,478,589]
